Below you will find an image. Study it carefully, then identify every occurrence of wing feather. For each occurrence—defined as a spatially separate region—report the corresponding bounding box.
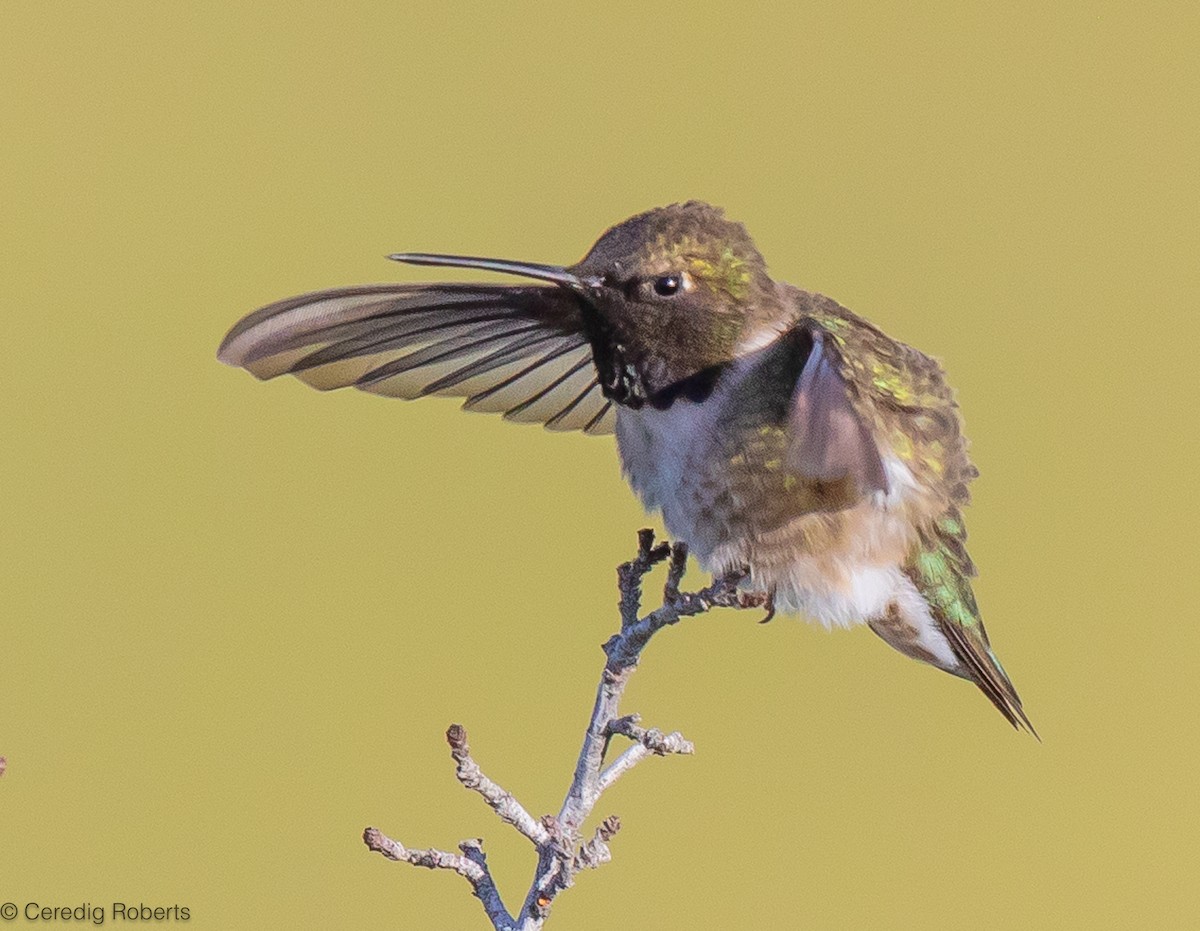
[544,379,609,433]
[218,284,615,435]
[788,326,889,496]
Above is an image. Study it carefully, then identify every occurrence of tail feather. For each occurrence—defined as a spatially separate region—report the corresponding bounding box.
[938,616,1038,737]
[904,520,1037,737]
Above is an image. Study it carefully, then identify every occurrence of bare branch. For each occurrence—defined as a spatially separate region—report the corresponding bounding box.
[446,724,552,848]
[597,719,695,793]
[606,714,695,755]
[363,825,483,880]
[662,541,689,602]
[363,827,513,929]
[457,839,512,929]
[574,816,621,871]
[603,565,749,669]
[617,528,672,629]
[364,529,765,929]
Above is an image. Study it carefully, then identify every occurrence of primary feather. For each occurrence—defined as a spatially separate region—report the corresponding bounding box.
[217,283,615,434]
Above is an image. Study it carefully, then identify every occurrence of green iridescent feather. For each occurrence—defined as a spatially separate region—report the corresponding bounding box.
[905,517,1036,735]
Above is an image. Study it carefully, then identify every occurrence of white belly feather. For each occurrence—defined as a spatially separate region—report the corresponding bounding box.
[614,389,932,636]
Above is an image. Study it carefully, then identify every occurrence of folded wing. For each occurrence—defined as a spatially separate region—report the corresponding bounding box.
[787,324,889,496]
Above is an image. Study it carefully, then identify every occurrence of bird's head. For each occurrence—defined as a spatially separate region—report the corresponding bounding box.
[391,202,782,407]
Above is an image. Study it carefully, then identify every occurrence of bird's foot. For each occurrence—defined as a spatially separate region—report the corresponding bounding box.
[737,588,776,623]
[720,568,776,623]
[758,589,777,624]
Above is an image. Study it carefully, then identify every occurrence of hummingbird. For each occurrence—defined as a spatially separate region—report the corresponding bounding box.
[218,201,1034,733]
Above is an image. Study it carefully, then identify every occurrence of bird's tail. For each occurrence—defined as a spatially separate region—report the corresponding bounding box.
[902,527,1037,737]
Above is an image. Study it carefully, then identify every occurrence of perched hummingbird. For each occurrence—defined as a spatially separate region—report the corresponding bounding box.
[218,202,1033,733]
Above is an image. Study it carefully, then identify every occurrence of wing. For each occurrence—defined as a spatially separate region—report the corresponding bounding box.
[217,284,616,435]
[787,324,889,496]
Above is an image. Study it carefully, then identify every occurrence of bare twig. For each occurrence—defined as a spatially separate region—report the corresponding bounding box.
[364,530,762,930]
[574,816,621,871]
[446,724,552,848]
[363,827,512,929]
[617,527,672,628]
[597,717,695,793]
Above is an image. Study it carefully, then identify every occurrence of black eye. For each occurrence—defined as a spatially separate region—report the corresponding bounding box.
[653,274,681,297]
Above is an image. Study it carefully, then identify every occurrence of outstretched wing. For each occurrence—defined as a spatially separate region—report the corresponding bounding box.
[217,284,615,434]
[787,324,889,496]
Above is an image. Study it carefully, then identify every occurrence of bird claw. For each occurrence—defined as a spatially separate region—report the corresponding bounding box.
[735,588,776,623]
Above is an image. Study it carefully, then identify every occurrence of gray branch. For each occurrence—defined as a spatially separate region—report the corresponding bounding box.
[362,827,512,928]
[597,715,695,793]
[363,529,761,930]
[447,724,552,848]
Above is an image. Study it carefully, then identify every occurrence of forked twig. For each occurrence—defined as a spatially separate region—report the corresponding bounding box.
[363,530,760,930]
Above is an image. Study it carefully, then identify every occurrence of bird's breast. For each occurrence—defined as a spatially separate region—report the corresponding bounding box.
[615,375,933,627]
[613,358,800,559]
[615,394,723,550]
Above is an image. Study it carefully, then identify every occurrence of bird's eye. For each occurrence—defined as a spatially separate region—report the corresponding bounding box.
[652,274,681,297]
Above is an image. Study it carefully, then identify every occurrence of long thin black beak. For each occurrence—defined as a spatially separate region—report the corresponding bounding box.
[389,252,595,290]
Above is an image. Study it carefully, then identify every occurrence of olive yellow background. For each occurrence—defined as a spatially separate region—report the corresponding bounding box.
[3,2,1197,928]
